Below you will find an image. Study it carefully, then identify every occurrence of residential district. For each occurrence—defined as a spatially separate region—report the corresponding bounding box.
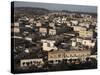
[11,9,97,73]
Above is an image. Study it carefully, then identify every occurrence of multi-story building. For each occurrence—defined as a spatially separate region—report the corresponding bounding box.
[48,50,91,64]
[79,30,93,38]
[20,58,44,68]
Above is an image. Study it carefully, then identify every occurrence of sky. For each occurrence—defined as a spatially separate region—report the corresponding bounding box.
[14,1,97,13]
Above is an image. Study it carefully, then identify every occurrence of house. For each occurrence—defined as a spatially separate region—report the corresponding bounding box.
[11,22,20,33]
[25,24,32,28]
[62,17,67,23]
[25,37,32,41]
[20,58,44,68]
[49,29,56,35]
[79,30,93,38]
[36,22,42,27]
[72,26,87,32]
[44,15,49,20]
[39,27,47,36]
[82,39,96,48]
[70,20,78,25]
[19,16,29,22]
[72,40,76,47]
[72,37,96,48]
[41,39,58,51]
[79,22,91,28]
[14,22,19,26]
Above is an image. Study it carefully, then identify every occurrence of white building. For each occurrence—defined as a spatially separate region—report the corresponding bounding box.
[14,22,19,26]
[70,20,78,25]
[79,30,93,38]
[41,39,58,51]
[79,22,90,28]
[82,39,96,48]
[20,58,44,67]
[36,22,42,27]
[72,41,76,47]
[25,37,32,41]
[49,29,56,35]
[74,37,96,48]
[72,26,87,32]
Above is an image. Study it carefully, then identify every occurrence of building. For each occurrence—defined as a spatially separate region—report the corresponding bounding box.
[72,26,87,32]
[20,58,44,68]
[41,39,58,51]
[79,30,93,38]
[36,22,42,27]
[39,27,47,36]
[49,29,56,35]
[79,22,91,28]
[11,22,20,33]
[48,50,91,64]
[70,20,78,25]
[82,39,96,48]
[71,37,96,48]
[49,22,55,28]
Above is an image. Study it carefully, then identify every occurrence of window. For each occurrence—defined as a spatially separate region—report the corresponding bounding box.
[49,61,53,63]
[26,62,30,66]
[22,62,25,66]
[47,43,50,47]
[30,61,32,65]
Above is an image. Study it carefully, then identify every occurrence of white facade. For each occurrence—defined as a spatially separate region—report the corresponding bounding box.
[79,30,93,38]
[12,22,20,33]
[49,29,56,35]
[76,37,95,48]
[25,37,32,41]
[41,39,58,51]
[36,22,42,27]
[12,27,20,33]
[14,22,19,26]
[82,39,95,48]
[79,22,90,28]
[20,58,44,67]
[25,25,32,28]
[70,20,78,25]
[72,26,87,32]
[72,41,76,47]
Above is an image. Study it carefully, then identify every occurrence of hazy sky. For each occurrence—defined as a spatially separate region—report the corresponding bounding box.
[14,1,97,13]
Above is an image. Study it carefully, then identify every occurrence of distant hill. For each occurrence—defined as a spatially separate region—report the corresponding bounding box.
[14,7,50,17]
[61,10,97,16]
[13,7,97,18]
